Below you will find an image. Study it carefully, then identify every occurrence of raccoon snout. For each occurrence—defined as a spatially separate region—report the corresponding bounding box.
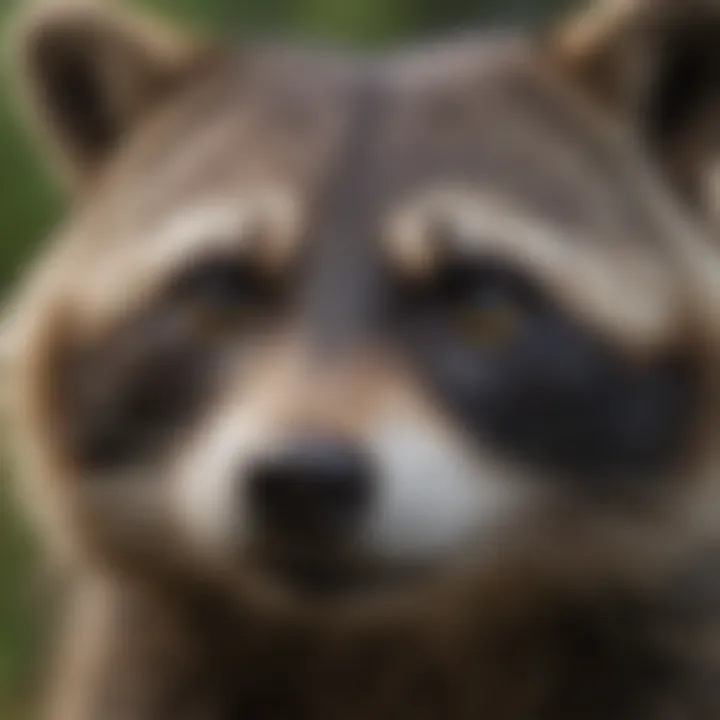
[247,437,374,544]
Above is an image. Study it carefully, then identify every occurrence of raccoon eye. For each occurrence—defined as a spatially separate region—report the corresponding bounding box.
[188,297,254,340]
[451,293,523,351]
[438,262,538,352]
[170,261,270,339]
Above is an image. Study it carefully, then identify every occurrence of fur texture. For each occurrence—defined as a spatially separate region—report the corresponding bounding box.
[6,1,720,718]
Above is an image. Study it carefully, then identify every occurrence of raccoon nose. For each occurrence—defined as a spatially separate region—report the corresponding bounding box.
[247,438,373,540]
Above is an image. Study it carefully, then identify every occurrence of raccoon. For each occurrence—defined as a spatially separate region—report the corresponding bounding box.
[5,0,720,718]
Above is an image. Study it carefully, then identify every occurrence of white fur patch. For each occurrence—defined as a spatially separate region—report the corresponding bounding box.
[173,403,271,554]
[173,384,537,568]
[364,409,535,564]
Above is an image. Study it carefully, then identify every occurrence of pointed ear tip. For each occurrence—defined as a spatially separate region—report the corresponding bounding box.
[5,0,204,188]
[551,0,637,54]
[6,2,120,82]
[9,0,116,46]
[7,0,198,71]
[3,1,113,130]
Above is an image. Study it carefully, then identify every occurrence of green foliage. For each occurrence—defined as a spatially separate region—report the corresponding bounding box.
[1,0,58,711]
[145,0,578,40]
[0,478,40,715]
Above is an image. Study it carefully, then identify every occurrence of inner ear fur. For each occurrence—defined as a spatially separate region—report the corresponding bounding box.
[551,0,720,209]
[10,0,203,189]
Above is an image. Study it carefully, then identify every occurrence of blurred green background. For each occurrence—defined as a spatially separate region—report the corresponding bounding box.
[0,0,576,716]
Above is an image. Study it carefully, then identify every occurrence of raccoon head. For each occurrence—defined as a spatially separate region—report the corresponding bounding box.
[6,0,720,614]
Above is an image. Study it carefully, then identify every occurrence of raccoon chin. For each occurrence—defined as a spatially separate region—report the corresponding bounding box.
[240,544,435,607]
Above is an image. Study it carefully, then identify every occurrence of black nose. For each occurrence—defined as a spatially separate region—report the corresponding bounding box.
[247,438,373,541]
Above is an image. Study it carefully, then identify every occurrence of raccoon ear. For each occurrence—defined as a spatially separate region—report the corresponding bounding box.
[551,0,720,210]
[10,0,201,189]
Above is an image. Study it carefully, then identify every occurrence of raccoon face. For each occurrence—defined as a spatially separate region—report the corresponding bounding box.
[6,0,720,610]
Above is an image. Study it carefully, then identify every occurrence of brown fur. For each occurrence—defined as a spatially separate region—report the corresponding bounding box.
[7,1,720,718]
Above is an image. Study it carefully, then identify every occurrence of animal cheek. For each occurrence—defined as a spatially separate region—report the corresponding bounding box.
[171,403,280,556]
[360,407,539,566]
[72,469,180,567]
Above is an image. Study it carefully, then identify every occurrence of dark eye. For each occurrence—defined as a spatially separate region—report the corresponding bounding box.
[407,258,695,483]
[170,260,274,340]
[435,261,542,352]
